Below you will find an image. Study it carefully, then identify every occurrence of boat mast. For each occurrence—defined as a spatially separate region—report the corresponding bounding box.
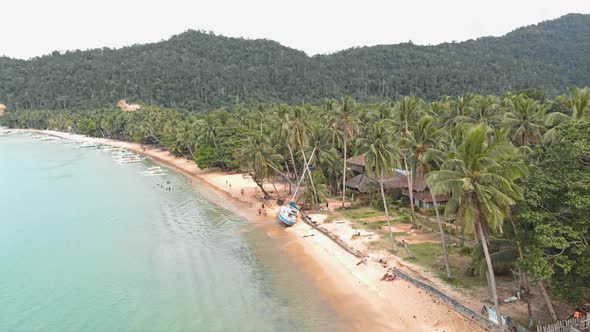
[290,147,317,201]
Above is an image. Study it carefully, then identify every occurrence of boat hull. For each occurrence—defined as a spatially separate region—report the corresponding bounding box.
[278,205,297,226]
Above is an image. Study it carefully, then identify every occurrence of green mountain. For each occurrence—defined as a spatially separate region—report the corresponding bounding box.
[1,13,589,111]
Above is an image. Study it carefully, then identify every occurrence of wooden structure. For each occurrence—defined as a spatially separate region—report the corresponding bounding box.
[537,314,589,332]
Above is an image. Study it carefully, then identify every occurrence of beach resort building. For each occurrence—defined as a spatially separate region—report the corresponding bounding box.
[345,155,448,208]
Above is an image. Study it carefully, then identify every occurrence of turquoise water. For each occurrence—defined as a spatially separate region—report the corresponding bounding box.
[0,135,346,332]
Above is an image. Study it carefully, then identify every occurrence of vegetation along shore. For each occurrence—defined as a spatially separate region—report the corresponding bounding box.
[2,85,589,331]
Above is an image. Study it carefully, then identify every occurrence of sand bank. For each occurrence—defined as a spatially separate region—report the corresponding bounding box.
[25,130,486,332]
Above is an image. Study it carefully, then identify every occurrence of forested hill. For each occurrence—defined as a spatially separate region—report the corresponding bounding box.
[1,13,589,111]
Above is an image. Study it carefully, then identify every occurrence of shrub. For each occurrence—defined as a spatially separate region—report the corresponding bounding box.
[399,215,411,224]
[458,246,472,255]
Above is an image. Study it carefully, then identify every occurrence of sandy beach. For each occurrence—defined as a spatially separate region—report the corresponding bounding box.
[25,129,487,332]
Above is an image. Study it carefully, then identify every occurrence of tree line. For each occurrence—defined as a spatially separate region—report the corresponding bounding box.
[2,88,589,329]
[1,14,589,111]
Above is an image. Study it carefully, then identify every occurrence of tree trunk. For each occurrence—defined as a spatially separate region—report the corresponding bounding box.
[283,160,292,194]
[478,222,503,331]
[538,280,558,322]
[341,133,347,209]
[252,174,270,199]
[185,143,196,161]
[431,190,452,279]
[509,217,534,327]
[484,268,494,303]
[404,156,418,228]
[271,177,279,199]
[524,272,534,328]
[287,144,298,182]
[380,170,397,252]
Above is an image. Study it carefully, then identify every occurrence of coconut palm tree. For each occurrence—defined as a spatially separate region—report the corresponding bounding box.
[544,87,590,142]
[427,125,527,331]
[393,96,423,227]
[357,120,399,252]
[307,123,340,193]
[502,95,547,146]
[332,96,359,209]
[235,134,282,198]
[403,115,451,278]
[469,95,503,128]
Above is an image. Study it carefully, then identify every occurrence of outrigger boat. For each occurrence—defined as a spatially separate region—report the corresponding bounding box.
[139,166,166,176]
[277,147,316,226]
[79,142,98,148]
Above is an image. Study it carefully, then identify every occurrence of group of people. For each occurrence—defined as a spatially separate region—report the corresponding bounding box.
[154,180,173,191]
[380,272,397,282]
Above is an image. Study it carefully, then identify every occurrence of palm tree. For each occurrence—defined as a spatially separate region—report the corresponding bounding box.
[307,123,340,193]
[393,96,423,227]
[358,120,398,252]
[235,134,282,198]
[333,96,359,209]
[427,125,527,331]
[272,105,298,182]
[404,116,451,278]
[469,95,503,128]
[502,95,547,146]
[544,87,590,142]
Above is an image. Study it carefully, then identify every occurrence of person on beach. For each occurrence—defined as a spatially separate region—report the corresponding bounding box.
[258,208,262,216]
[380,273,396,281]
[481,305,488,316]
[241,188,244,195]
[264,209,267,216]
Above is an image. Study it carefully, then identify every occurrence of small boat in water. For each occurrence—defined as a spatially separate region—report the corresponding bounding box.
[114,155,144,164]
[112,150,134,158]
[79,142,98,148]
[97,145,113,152]
[139,166,166,176]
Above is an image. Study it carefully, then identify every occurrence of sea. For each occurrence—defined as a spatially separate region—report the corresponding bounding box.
[0,134,346,332]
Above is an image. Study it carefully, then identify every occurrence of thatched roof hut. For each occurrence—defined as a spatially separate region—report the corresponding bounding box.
[0,104,6,117]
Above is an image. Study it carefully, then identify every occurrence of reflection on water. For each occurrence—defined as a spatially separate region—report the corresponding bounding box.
[0,135,346,332]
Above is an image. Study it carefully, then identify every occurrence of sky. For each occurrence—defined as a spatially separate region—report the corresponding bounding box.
[1,0,590,59]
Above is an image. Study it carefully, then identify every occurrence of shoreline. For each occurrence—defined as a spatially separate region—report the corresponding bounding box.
[21,129,487,332]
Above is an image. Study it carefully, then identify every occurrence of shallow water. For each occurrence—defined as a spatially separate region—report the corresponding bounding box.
[0,135,346,332]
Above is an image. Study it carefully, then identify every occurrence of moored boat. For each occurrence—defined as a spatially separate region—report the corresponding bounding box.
[79,142,98,148]
[114,155,144,164]
[139,166,166,176]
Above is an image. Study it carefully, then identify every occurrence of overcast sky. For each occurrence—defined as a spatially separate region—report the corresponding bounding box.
[1,0,589,59]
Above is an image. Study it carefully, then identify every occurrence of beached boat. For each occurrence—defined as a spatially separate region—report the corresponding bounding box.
[278,203,299,226]
[79,142,98,148]
[277,147,316,227]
